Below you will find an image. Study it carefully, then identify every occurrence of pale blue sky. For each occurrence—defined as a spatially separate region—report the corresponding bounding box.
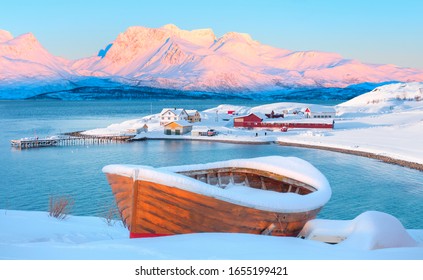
[1,0,422,69]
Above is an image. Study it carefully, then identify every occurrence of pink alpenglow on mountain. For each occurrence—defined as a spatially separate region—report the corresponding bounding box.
[0,30,74,98]
[72,24,423,91]
[1,25,423,99]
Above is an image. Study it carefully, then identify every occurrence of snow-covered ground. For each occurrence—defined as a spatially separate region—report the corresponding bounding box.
[83,82,423,166]
[1,210,422,260]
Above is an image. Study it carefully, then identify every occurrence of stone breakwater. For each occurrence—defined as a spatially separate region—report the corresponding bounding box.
[277,141,423,172]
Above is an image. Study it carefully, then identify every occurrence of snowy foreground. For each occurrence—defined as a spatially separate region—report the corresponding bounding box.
[1,210,422,260]
[84,82,423,166]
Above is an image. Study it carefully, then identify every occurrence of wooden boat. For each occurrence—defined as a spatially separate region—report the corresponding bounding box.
[102,156,331,238]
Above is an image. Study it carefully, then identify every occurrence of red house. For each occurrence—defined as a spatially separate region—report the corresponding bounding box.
[233,113,263,128]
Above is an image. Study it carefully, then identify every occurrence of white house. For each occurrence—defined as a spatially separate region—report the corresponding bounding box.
[303,105,336,119]
[160,108,189,126]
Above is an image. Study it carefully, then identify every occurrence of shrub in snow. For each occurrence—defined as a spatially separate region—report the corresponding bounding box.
[48,196,73,220]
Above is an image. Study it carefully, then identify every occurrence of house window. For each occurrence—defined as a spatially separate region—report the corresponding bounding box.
[175,129,181,135]
[168,117,170,120]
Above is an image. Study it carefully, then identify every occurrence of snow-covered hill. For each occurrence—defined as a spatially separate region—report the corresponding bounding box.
[337,82,423,115]
[1,25,423,99]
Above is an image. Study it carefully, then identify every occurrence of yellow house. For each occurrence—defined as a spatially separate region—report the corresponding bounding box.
[164,121,193,135]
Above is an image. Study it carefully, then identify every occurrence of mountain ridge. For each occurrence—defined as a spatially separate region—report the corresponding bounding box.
[1,24,423,99]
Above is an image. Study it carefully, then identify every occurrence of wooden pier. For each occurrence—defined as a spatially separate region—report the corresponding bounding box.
[11,133,134,149]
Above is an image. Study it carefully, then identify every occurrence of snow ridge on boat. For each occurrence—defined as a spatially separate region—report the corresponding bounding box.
[102,156,331,238]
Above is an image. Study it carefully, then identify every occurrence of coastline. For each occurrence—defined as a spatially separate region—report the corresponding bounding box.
[276,141,423,172]
[130,134,423,171]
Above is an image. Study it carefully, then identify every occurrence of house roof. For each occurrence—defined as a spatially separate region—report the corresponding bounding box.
[160,108,187,116]
[233,112,265,120]
[185,109,200,116]
[164,120,193,127]
[302,105,336,113]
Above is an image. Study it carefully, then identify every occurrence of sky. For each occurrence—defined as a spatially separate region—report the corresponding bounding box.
[1,0,422,69]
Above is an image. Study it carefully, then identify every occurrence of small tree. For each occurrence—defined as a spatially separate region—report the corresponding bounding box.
[48,195,73,220]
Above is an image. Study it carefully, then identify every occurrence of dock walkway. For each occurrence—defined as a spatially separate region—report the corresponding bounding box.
[11,133,134,149]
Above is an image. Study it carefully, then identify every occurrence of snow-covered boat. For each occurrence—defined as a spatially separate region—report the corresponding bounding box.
[102,156,331,238]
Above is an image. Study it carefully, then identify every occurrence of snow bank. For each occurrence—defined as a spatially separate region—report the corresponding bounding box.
[102,156,331,213]
[299,211,418,250]
[1,210,422,260]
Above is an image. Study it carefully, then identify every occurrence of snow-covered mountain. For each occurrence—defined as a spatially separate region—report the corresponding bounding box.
[1,25,423,99]
[0,30,76,99]
[72,24,423,92]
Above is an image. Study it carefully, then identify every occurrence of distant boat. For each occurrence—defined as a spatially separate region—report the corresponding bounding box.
[102,156,331,238]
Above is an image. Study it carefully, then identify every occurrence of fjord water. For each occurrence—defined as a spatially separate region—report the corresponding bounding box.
[1,100,422,229]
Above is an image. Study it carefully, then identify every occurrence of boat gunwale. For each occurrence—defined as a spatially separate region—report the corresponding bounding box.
[176,166,318,193]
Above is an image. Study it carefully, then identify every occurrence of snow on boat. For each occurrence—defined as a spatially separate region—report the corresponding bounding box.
[102,156,331,238]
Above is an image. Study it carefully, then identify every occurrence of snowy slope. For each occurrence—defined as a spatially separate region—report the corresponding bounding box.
[0,30,75,99]
[337,82,423,115]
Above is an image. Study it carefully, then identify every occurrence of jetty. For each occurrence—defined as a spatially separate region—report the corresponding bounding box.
[11,133,134,149]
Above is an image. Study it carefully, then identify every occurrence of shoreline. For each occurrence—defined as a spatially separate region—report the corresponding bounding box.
[75,131,422,171]
[276,141,423,172]
[135,135,423,171]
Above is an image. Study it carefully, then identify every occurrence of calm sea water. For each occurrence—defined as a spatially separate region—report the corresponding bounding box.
[0,100,422,229]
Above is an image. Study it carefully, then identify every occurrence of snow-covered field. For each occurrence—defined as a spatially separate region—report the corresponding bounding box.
[83,82,423,166]
[1,210,422,260]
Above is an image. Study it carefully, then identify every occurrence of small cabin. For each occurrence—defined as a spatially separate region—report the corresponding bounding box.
[233,113,263,128]
[164,121,193,135]
[186,110,201,123]
[127,124,148,134]
[191,127,208,136]
[160,108,189,126]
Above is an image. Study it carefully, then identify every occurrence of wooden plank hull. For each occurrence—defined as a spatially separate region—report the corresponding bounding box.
[105,173,322,237]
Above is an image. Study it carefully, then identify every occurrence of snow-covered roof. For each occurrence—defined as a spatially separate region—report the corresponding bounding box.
[102,156,331,213]
[262,118,334,124]
[164,120,193,127]
[302,105,336,113]
[233,112,265,120]
[186,109,199,116]
[160,108,187,116]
